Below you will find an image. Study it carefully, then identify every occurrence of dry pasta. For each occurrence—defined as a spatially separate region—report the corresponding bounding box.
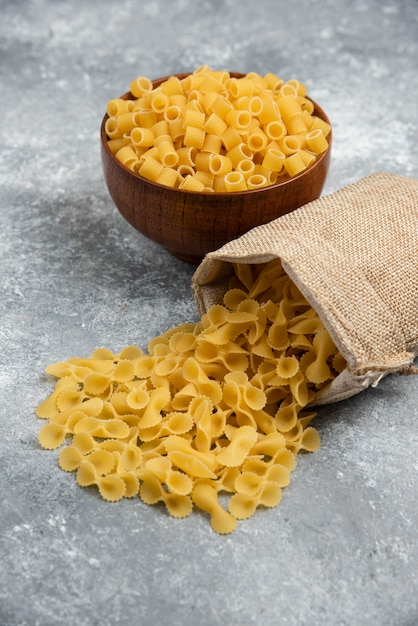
[105,67,330,192]
[37,259,344,534]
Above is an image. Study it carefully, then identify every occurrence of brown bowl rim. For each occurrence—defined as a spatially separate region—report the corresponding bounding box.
[100,72,332,197]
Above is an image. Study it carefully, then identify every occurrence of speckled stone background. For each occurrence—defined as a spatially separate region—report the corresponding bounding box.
[1,1,417,625]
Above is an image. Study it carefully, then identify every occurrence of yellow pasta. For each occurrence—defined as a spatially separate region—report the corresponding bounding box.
[156,166,178,187]
[105,67,330,191]
[157,140,179,168]
[247,173,269,189]
[130,76,153,98]
[37,260,345,534]
[208,154,233,176]
[130,127,155,147]
[178,174,205,192]
[224,171,247,192]
[138,155,164,181]
[236,158,255,180]
[262,148,286,172]
[305,128,329,154]
[284,152,307,177]
[184,125,206,149]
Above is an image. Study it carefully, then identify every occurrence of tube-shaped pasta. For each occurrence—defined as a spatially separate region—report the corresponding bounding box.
[283,153,306,177]
[107,137,128,154]
[298,149,316,168]
[236,159,255,179]
[229,78,255,98]
[200,91,218,115]
[225,108,252,130]
[265,120,287,141]
[107,98,135,117]
[104,117,121,139]
[150,89,169,113]
[213,175,227,192]
[194,152,212,171]
[203,113,228,136]
[253,164,278,185]
[277,95,302,122]
[157,140,179,168]
[210,94,234,119]
[194,170,214,188]
[248,96,264,116]
[224,171,248,192]
[184,126,206,149]
[176,146,196,166]
[177,164,195,179]
[167,118,185,142]
[310,116,331,137]
[115,145,138,168]
[258,99,281,124]
[138,156,164,181]
[130,127,155,147]
[305,128,329,154]
[163,105,182,122]
[136,109,158,129]
[285,114,307,135]
[246,173,269,189]
[178,174,206,192]
[199,73,223,94]
[226,143,253,168]
[130,76,153,98]
[221,126,241,151]
[151,120,169,137]
[116,111,141,134]
[286,79,307,97]
[184,108,205,129]
[245,72,267,89]
[247,128,268,152]
[160,74,183,97]
[208,154,233,176]
[278,135,300,155]
[201,133,223,154]
[264,72,285,91]
[262,148,286,172]
[279,83,297,97]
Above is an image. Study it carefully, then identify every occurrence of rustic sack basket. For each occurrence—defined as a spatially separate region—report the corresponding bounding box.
[192,172,418,405]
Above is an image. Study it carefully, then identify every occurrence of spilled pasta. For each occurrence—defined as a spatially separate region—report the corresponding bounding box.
[37,259,346,534]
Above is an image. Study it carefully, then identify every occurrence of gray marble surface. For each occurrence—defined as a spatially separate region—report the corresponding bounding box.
[1,1,417,625]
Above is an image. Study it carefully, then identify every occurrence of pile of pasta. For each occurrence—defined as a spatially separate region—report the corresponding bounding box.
[37,259,345,534]
[105,66,331,192]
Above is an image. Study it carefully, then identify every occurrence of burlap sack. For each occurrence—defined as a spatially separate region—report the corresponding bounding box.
[192,172,418,405]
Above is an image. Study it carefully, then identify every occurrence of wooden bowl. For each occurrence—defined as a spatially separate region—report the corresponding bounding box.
[101,73,332,264]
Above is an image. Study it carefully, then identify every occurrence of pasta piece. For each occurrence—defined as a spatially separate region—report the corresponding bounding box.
[192,483,237,534]
[305,128,329,154]
[216,425,258,467]
[137,387,171,429]
[208,154,233,176]
[179,174,206,191]
[229,481,282,519]
[284,152,307,177]
[224,171,247,192]
[130,76,153,98]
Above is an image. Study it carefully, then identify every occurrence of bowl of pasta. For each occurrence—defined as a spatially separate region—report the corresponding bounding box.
[100,67,332,264]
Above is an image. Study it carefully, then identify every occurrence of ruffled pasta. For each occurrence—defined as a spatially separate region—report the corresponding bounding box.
[37,259,345,534]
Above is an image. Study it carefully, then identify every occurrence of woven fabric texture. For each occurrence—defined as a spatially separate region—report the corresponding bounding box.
[192,172,418,404]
